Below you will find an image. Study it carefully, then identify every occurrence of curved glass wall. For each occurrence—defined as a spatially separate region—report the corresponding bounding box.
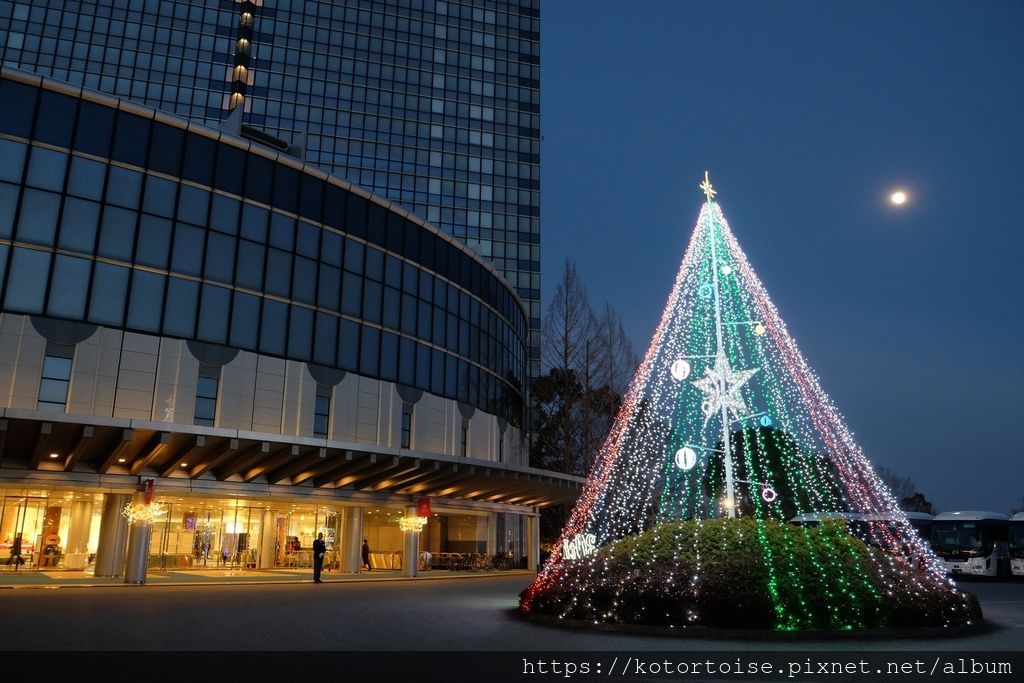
[0,72,525,424]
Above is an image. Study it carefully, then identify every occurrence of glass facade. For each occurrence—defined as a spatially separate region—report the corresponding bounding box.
[0,0,543,383]
[0,71,526,424]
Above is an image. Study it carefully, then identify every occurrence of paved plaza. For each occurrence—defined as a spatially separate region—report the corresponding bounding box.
[1,573,1021,651]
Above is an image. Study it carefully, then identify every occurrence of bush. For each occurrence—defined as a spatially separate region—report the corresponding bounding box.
[521,518,981,631]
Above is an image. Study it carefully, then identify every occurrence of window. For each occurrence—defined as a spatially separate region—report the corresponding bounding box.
[314,384,331,437]
[194,364,220,426]
[497,433,503,463]
[400,404,413,449]
[38,343,74,412]
[460,418,469,457]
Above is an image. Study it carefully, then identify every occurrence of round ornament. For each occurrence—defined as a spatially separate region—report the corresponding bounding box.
[674,447,697,471]
[669,359,691,381]
[761,485,777,503]
[753,323,766,336]
[759,415,773,427]
[698,283,714,300]
[721,265,733,275]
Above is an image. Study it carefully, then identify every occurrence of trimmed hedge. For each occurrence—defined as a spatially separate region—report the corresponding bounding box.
[522,519,981,630]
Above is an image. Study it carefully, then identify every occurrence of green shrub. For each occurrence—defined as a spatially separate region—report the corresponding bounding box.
[522,518,981,631]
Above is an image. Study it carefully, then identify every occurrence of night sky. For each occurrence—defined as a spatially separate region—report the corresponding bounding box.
[540,1,1024,513]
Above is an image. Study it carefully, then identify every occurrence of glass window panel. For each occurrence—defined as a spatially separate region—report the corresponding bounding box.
[313,312,337,366]
[380,331,398,382]
[385,212,404,254]
[244,155,272,204]
[0,245,6,290]
[171,224,204,276]
[265,248,292,297]
[236,240,265,290]
[400,293,417,335]
[0,80,37,137]
[106,167,142,209]
[197,284,230,343]
[126,270,165,332]
[98,206,137,260]
[321,231,342,267]
[445,355,458,398]
[346,193,367,238]
[57,197,99,252]
[142,176,177,218]
[419,271,433,303]
[112,112,150,167]
[287,305,313,360]
[229,291,260,350]
[402,262,418,296]
[359,326,380,376]
[313,414,328,437]
[136,215,171,268]
[67,156,105,200]
[323,184,345,230]
[41,356,72,380]
[0,139,26,184]
[259,299,287,355]
[4,248,49,313]
[415,342,431,390]
[215,144,245,195]
[163,277,199,337]
[398,337,416,386]
[87,263,129,326]
[317,265,340,311]
[365,247,384,282]
[272,165,299,213]
[341,271,362,317]
[296,221,319,258]
[209,194,238,235]
[292,256,316,304]
[196,376,219,399]
[73,101,114,157]
[432,306,445,346]
[182,133,215,186]
[241,203,268,242]
[34,91,77,148]
[382,286,400,330]
[299,174,323,223]
[26,147,67,192]
[384,255,402,288]
[362,280,382,324]
[204,232,236,284]
[417,300,431,339]
[269,212,294,250]
[338,319,360,372]
[430,348,445,396]
[38,378,70,404]
[366,203,386,246]
[148,122,184,176]
[177,185,208,226]
[343,239,363,274]
[16,189,60,246]
[47,255,91,318]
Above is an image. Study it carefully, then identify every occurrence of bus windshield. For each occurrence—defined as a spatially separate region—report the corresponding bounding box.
[1010,522,1024,557]
[931,521,988,553]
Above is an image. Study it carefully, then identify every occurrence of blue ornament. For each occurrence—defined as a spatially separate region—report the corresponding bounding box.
[698,283,714,300]
[759,415,773,427]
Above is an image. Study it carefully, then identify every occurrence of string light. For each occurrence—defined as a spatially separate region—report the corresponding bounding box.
[521,176,973,630]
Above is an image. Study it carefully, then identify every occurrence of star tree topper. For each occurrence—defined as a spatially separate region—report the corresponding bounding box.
[692,350,758,426]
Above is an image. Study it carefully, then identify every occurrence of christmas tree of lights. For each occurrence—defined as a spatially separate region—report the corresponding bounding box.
[522,174,970,630]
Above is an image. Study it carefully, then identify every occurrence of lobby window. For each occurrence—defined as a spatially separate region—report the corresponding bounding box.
[460,418,469,457]
[497,433,503,463]
[38,343,74,412]
[194,364,220,426]
[314,384,331,437]
[400,404,413,449]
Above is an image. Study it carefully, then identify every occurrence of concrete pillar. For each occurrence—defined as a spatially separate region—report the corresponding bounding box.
[402,505,419,578]
[259,510,278,569]
[341,507,363,573]
[65,501,93,570]
[94,493,131,577]
[124,521,152,584]
[526,513,540,572]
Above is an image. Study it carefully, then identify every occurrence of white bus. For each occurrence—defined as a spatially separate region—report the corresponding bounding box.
[1010,512,1024,578]
[930,511,1010,578]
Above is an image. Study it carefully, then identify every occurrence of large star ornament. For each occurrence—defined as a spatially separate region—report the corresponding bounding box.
[692,350,759,426]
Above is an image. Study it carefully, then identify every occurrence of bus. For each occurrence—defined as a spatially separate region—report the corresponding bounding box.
[790,511,931,554]
[930,511,1010,578]
[1010,512,1024,578]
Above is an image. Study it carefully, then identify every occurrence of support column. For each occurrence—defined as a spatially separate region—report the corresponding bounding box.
[402,505,419,578]
[65,500,93,570]
[259,510,278,569]
[93,493,131,577]
[342,507,363,573]
[526,513,540,572]
[123,520,152,584]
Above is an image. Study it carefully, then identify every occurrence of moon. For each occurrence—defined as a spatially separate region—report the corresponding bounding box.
[674,447,697,470]
[670,359,691,381]
[889,190,908,206]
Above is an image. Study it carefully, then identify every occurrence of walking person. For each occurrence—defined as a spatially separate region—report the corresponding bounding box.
[361,538,371,571]
[312,533,326,583]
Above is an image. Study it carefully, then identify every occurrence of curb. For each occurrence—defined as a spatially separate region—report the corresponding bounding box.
[1,570,535,590]
[522,611,987,641]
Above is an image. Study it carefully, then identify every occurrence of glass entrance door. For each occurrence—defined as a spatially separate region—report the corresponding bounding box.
[0,495,48,571]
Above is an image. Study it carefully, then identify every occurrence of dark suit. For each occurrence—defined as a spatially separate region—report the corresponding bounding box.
[312,538,326,582]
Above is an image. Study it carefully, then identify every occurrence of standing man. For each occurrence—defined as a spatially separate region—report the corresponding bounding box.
[361,538,371,571]
[312,532,326,583]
